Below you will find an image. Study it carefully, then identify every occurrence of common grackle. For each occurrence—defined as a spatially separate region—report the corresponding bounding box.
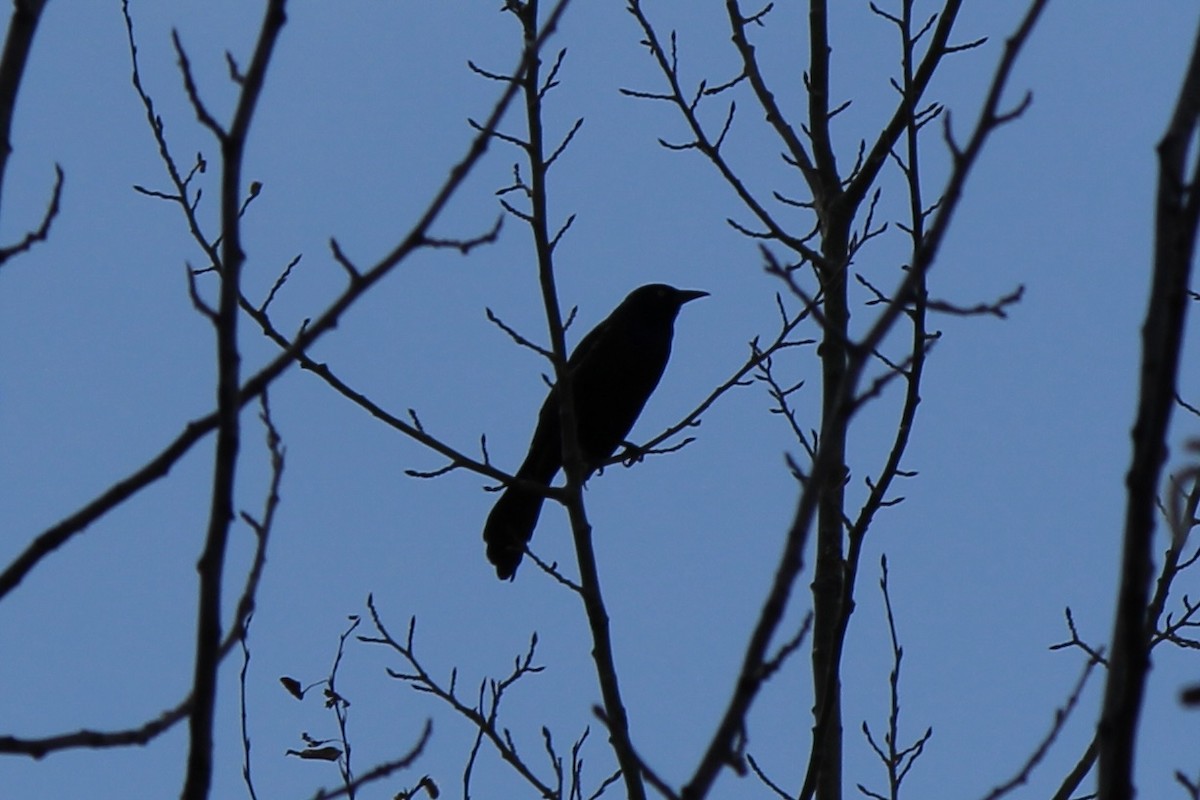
[483,283,707,580]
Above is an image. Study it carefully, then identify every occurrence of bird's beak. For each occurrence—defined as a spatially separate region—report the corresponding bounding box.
[677,289,709,304]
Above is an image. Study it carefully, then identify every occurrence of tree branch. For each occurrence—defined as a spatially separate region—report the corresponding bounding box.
[1097,14,1200,799]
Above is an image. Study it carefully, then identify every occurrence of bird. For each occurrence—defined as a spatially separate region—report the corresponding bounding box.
[483,283,708,580]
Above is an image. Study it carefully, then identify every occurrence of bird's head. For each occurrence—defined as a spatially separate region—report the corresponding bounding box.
[622,283,709,319]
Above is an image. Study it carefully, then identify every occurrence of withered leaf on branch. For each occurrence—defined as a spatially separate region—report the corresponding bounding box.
[279,676,304,700]
[285,746,342,762]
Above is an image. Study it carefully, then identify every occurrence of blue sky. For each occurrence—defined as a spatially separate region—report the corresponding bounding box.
[2,2,1199,798]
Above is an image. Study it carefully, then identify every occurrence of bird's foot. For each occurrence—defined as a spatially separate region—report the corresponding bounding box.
[617,440,648,467]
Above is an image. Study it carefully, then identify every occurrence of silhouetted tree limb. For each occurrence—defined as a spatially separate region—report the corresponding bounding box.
[0,0,48,213]
[0,161,61,267]
[1097,14,1200,800]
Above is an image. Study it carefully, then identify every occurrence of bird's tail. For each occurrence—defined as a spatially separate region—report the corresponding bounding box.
[483,485,546,580]
[483,410,562,580]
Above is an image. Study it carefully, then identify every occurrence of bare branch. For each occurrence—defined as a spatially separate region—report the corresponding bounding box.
[926,284,1025,318]
[1098,13,1200,798]
[302,721,433,800]
[1049,606,1109,666]
[259,253,302,313]
[362,599,557,797]
[421,214,504,254]
[171,29,226,141]
[545,116,584,169]
[0,162,63,267]
[979,659,1098,800]
[0,0,49,212]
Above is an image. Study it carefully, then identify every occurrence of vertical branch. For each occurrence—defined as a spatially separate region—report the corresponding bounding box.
[1097,15,1200,800]
[0,0,48,212]
[238,620,260,800]
[808,1,850,792]
[858,555,931,800]
[182,3,288,799]
[0,0,63,270]
[511,2,644,798]
[806,0,839,188]
[846,0,930,604]
[879,557,904,799]
[808,247,850,800]
[823,3,935,796]
[239,391,284,800]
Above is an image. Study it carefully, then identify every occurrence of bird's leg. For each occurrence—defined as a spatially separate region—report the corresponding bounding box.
[616,440,649,467]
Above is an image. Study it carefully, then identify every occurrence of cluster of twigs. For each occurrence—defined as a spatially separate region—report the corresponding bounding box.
[0,0,572,797]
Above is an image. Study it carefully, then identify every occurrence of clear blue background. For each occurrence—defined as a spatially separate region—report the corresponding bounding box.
[1,2,1198,798]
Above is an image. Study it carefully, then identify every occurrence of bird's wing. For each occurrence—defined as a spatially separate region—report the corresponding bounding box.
[563,314,613,373]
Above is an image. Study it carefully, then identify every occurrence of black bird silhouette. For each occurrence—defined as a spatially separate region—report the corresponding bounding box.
[483,283,708,580]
